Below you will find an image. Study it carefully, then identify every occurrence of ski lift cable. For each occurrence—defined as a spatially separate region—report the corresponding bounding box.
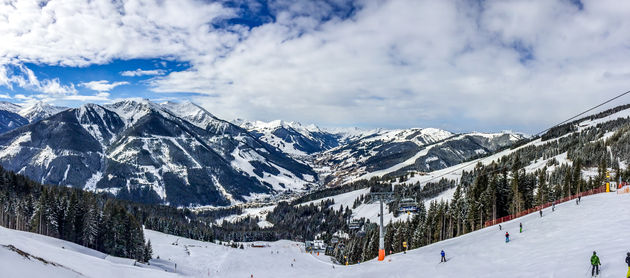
[417,89,630,184]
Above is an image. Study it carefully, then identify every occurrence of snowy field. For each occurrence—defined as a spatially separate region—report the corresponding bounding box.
[2,192,628,277]
[297,186,455,225]
[0,226,177,278]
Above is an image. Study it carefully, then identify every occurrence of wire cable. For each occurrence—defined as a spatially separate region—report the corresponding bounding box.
[415,89,630,184]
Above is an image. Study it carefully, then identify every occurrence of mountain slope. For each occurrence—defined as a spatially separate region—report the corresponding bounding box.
[17,101,68,122]
[3,190,627,277]
[0,226,176,278]
[235,119,342,156]
[317,128,524,185]
[0,110,28,133]
[0,100,318,206]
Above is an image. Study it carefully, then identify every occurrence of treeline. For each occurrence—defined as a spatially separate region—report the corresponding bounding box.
[0,166,151,262]
[210,199,353,243]
[327,118,630,264]
[329,155,612,264]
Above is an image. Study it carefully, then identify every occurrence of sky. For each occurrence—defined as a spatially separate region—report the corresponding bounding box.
[1,0,630,134]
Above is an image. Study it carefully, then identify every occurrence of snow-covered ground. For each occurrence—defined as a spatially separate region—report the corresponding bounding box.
[152,192,630,277]
[214,205,277,227]
[0,226,176,278]
[2,192,629,277]
[297,186,456,225]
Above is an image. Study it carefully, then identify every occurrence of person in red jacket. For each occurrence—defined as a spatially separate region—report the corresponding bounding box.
[505,232,510,243]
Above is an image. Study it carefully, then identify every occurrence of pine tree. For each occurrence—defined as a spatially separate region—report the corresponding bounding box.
[143,240,153,262]
[535,168,548,205]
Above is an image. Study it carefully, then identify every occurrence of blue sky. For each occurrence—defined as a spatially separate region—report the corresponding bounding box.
[1,0,630,134]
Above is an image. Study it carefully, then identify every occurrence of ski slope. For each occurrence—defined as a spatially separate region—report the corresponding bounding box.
[2,192,629,277]
[147,192,628,278]
[0,226,176,278]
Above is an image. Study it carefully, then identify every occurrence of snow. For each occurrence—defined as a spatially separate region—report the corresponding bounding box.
[33,145,57,168]
[5,193,629,277]
[84,171,103,192]
[0,226,177,278]
[230,146,312,193]
[257,220,274,228]
[158,192,630,277]
[0,131,31,158]
[105,99,156,127]
[160,101,229,132]
[359,141,437,181]
[62,164,71,182]
[297,187,415,225]
[299,188,370,208]
[578,108,630,130]
[211,175,236,205]
[214,205,276,225]
[234,119,327,156]
[17,101,68,122]
[0,101,22,113]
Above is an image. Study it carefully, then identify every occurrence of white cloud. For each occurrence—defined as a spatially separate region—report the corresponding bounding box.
[80,80,129,92]
[0,63,76,95]
[1,0,630,132]
[0,0,237,66]
[62,92,110,102]
[120,68,166,77]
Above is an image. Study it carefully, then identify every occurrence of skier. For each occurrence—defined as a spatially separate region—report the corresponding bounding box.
[591,251,601,277]
[440,250,446,262]
[552,201,555,212]
[579,196,582,203]
[539,210,542,217]
[519,223,523,233]
[625,252,630,278]
[576,199,579,205]
[505,232,510,243]
[499,224,502,230]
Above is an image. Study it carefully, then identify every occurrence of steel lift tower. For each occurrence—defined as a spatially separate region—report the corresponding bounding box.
[370,191,393,261]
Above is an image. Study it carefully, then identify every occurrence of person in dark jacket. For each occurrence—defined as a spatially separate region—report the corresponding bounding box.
[625,252,630,278]
[519,223,523,233]
[591,251,601,276]
[440,250,446,262]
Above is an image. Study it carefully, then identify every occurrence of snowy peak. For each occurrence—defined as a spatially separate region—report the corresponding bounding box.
[235,119,341,156]
[0,101,22,113]
[0,98,318,207]
[18,101,68,122]
[318,128,523,186]
[104,99,161,127]
[0,102,29,133]
[160,101,233,134]
[74,104,126,145]
[237,119,321,134]
[360,127,454,145]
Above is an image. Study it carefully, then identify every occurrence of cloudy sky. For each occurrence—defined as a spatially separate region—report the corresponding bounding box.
[1,0,629,133]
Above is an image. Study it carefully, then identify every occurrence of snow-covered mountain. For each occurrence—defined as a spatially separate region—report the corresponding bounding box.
[234,119,526,186]
[0,100,317,206]
[17,101,69,122]
[0,101,68,132]
[234,119,342,156]
[0,101,22,113]
[315,128,524,185]
[0,109,28,133]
